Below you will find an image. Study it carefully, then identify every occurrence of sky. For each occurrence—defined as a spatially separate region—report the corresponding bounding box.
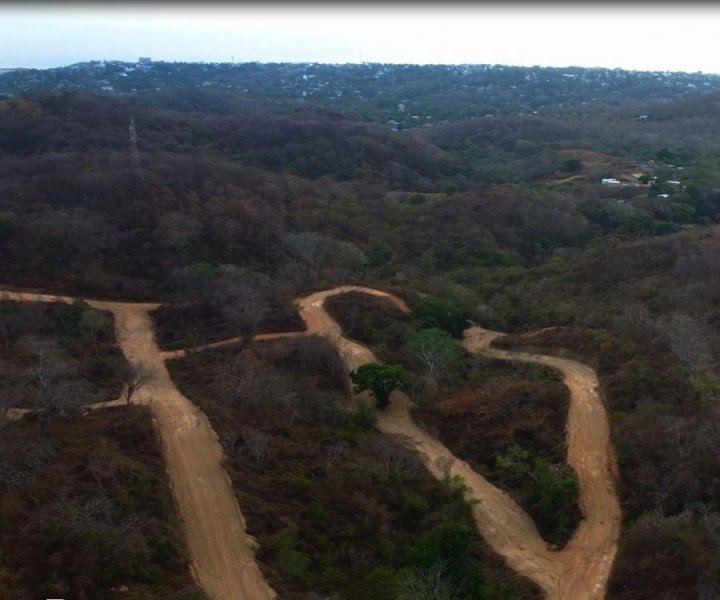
[2,3,720,74]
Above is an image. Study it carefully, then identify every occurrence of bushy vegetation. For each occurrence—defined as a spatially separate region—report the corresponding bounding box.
[412,355,579,546]
[410,296,471,337]
[0,300,127,421]
[150,265,304,350]
[325,290,579,544]
[3,82,720,300]
[5,59,720,595]
[0,406,198,599]
[324,291,416,364]
[166,337,538,599]
[494,444,579,544]
[493,229,720,594]
[0,302,196,597]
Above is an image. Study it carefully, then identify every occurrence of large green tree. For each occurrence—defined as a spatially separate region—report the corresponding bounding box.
[350,363,407,409]
[410,296,470,338]
[409,328,465,382]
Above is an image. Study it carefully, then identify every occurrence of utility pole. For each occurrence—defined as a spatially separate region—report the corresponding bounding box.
[129,116,140,169]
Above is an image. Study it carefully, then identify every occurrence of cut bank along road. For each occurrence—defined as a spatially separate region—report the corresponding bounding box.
[294,286,621,600]
[0,290,276,600]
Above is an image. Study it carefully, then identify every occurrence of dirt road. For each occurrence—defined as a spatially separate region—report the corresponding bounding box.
[2,285,620,599]
[296,286,410,373]
[464,328,621,599]
[0,290,275,600]
[161,331,305,361]
[293,287,620,600]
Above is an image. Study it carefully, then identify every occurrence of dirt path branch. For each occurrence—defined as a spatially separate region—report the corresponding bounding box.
[2,285,620,599]
[0,290,276,600]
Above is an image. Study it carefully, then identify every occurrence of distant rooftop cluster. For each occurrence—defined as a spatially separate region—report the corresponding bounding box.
[2,61,720,129]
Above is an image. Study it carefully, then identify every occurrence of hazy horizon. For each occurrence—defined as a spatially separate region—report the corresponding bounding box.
[2,3,720,75]
[9,58,720,76]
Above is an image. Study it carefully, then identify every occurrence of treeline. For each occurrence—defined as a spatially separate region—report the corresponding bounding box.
[4,91,720,334]
[4,61,720,126]
[0,92,456,182]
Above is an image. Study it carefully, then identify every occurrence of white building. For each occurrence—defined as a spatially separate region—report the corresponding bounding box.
[601,178,623,187]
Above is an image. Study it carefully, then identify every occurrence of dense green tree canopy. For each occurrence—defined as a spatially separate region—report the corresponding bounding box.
[349,363,407,409]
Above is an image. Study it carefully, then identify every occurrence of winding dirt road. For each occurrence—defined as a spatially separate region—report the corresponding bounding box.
[293,286,621,600]
[2,285,620,599]
[0,290,276,600]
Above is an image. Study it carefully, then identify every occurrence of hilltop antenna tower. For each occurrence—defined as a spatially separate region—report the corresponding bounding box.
[129,116,140,169]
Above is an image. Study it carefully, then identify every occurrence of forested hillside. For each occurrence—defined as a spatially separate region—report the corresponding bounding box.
[4,61,720,127]
[3,61,720,598]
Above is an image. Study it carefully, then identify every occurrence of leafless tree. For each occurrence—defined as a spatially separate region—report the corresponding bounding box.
[657,313,714,369]
[295,335,348,391]
[326,239,367,282]
[239,426,272,466]
[675,247,720,281]
[0,359,24,420]
[400,561,462,600]
[119,362,156,406]
[369,436,419,481]
[219,431,242,457]
[618,302,654,338]
[170,263,269,337]
[278,391,305,426]
[0,430,55,491]
[281,231,333,281]
[672,281,720,325]
[218,282,267,335]
[223,363,299,417]
[24,336,71,388]
[43,492,114,537]
[38,380,89,433]
[279,231,366,283]
[23,208,117,263]
[662,415,694,465]
[87,452,120,491]
[22,336,87,432]
[325,440,350,472]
